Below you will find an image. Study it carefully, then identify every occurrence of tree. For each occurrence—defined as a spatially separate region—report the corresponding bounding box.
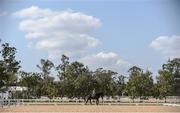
[74,69,93,98]
[56,54,69,80]
[140,70,154,97]
[37,59,54,80]
[0,43,21,88]
[128,66,142,77]
[37,59,55,98]
[156,58,180,102]
[126,66,143,101]
[19,71,43,98]
[126,66,153,102]
[152,83,160,99]
[61,61,92,98]
[115,75,126,96]
[157,70,174,102]
[162,58,180,96]
[0,60,6,88]
[94,68,117,96]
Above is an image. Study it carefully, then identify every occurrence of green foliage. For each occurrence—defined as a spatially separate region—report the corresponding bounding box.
[36,59,55,98]
[157,70,174,97]
[1,41,180,100]
[93,68,117,96]
[56,54,69,80]
[163,58,180,95]
[37,59,54,80]
[154,58,180,102]
[152,83,160,99]
[0,42,21,88]
[156,58,180,100]
[115,75,126,96]
[19,71,43,98]
[126,66,153,101]
[74,71,93,97]
[59,61,93,98]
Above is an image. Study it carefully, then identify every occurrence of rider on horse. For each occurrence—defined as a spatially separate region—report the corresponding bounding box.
[91,89,95,97]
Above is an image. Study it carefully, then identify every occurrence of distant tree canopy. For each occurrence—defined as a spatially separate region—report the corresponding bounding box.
[0,41,180,101]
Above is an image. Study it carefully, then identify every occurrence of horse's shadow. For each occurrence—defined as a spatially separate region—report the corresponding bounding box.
[85,92,104,105]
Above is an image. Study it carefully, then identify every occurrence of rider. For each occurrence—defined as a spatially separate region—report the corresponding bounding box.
[92,89,95,97]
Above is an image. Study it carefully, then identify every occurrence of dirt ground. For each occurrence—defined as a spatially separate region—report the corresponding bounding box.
[1,105,180,112]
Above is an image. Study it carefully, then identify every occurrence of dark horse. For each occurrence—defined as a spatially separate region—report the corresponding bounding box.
[85,92,104,105]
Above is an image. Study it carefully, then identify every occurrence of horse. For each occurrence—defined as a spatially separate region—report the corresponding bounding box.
[85,92,104,105]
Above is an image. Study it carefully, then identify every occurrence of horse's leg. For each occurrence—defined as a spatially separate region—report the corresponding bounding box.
[96,98,99,105]
[85,98,88,105]
[101,96,103,104]
[90,99,92,105]
[85,99,87,105]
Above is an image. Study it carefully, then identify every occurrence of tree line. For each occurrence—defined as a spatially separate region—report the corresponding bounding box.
[0,41,180,101]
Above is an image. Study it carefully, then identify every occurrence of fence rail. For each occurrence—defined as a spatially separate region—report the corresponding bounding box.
[1,96,180,108]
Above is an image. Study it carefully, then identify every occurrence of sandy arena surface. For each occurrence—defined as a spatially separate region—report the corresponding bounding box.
[0,105,180,112]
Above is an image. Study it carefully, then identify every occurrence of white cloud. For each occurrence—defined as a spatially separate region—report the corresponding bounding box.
[150,35,180,58]
[80,52,131,74]
[14,6,101,59]
[13,6,54,19]
[14,6,131,73]
[0,11,8,17]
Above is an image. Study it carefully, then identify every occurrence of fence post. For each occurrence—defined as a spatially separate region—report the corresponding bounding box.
[0,99,3,108]
[8,99,10,107]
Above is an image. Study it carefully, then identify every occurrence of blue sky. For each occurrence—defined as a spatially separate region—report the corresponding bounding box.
[0,0,180,79]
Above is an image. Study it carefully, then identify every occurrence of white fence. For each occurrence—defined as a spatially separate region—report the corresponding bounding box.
[0,99,24,108]
[1,96,180,108]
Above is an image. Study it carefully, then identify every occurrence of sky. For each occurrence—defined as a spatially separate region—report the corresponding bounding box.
[0,0,180,79]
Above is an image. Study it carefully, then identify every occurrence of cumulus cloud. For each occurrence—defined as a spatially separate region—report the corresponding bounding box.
[80,52,131,74]
[14,6,101,59]
[150,35,180,58]
[14,6,131,73]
